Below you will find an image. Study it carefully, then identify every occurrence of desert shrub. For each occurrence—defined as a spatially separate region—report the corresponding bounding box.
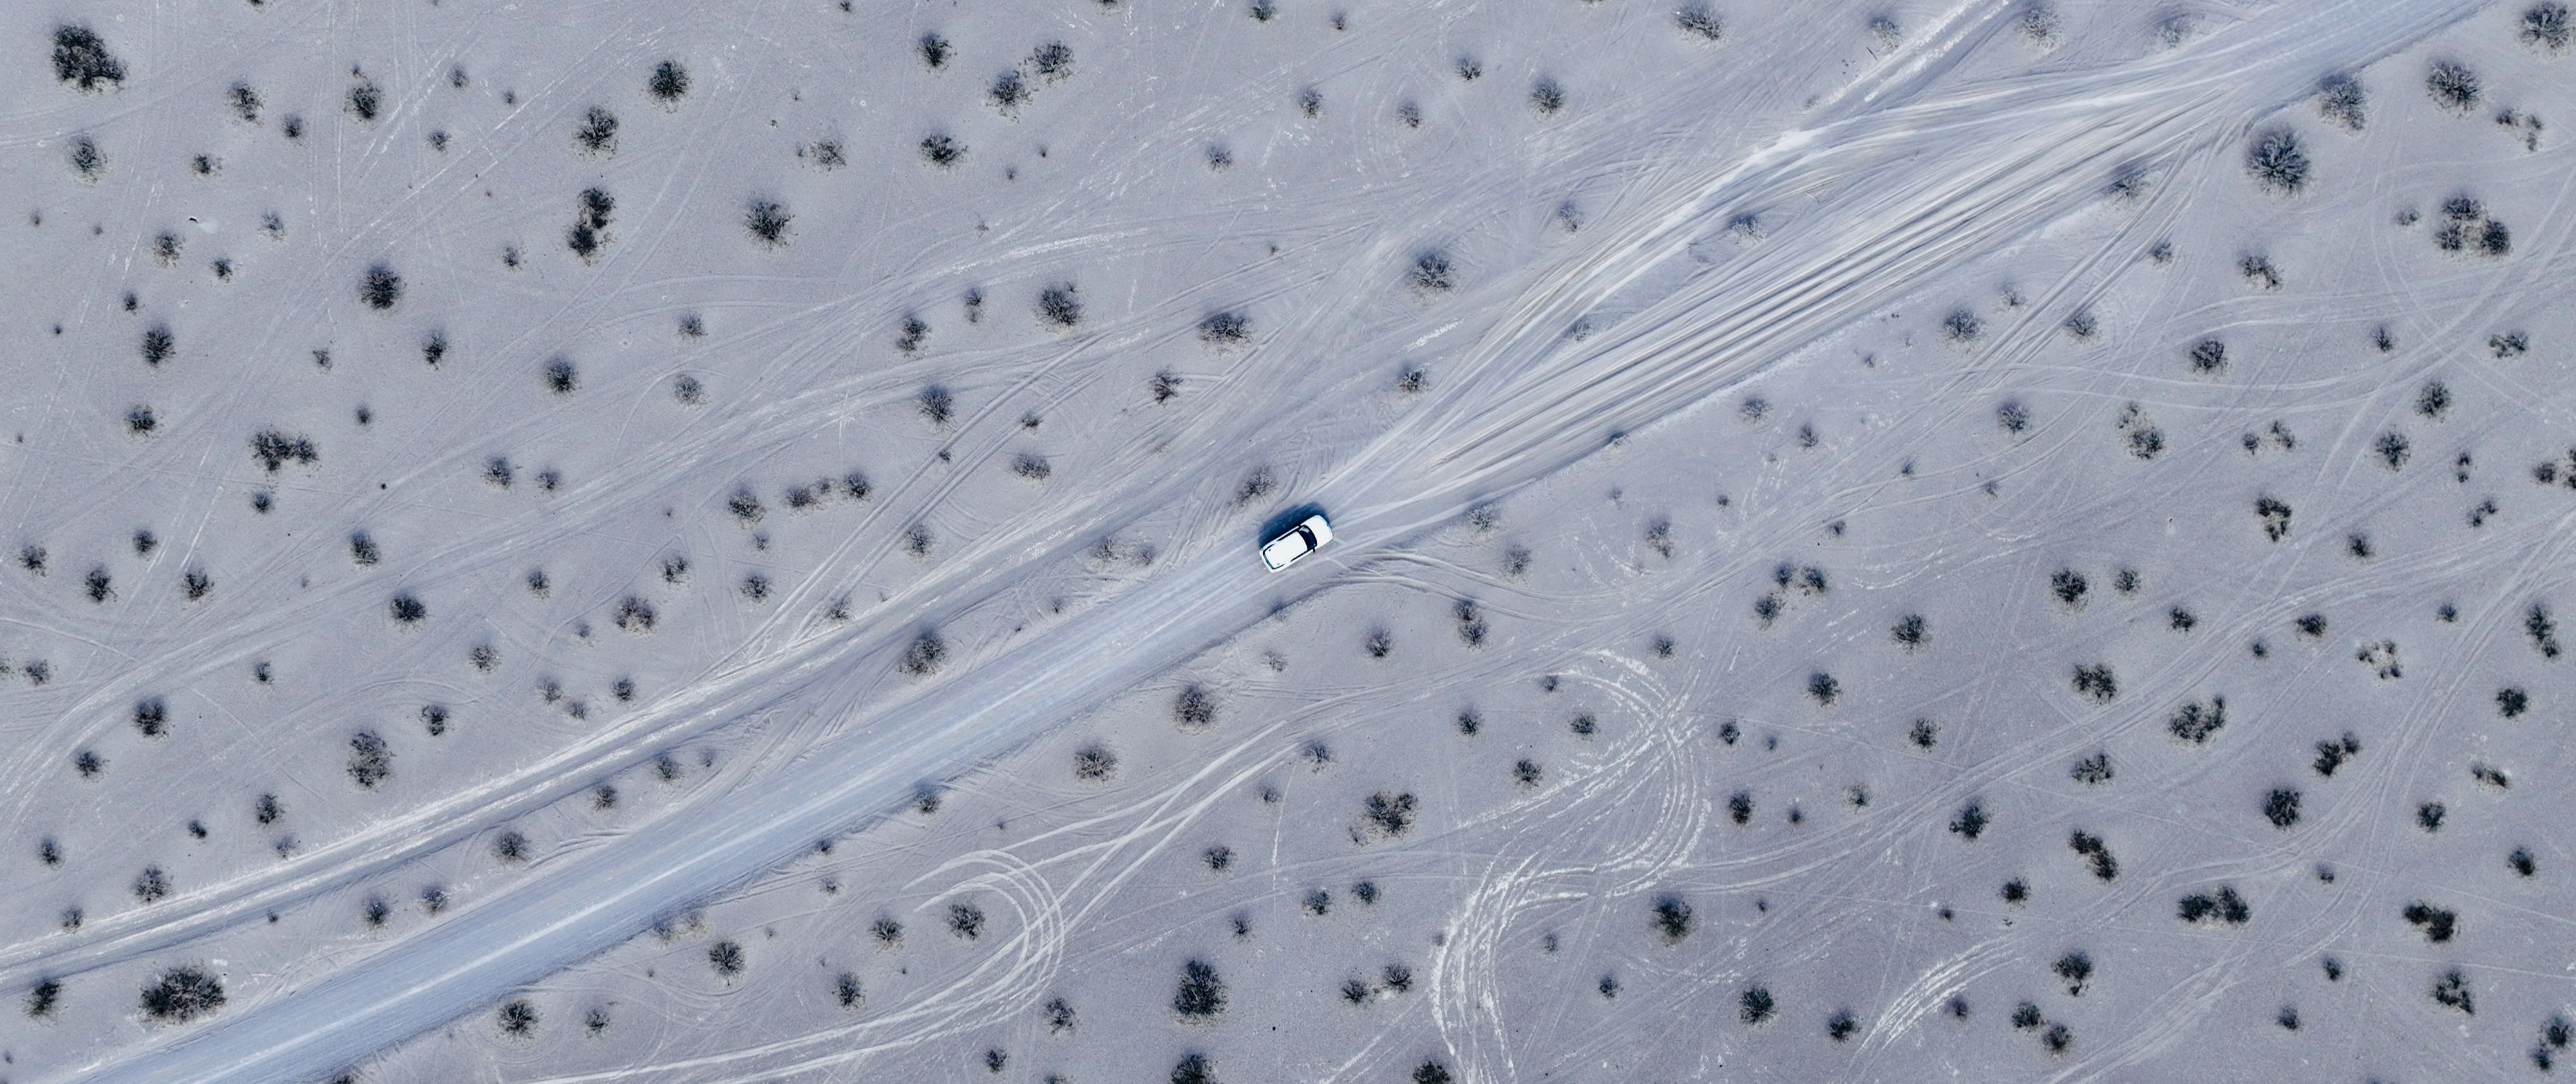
[25,977,61,1018]
[1678,5,1725,40]
[576,106,618,154]
[2512,847,2539,877]
[68,136,104,180]
[1173,960,1226,1019]
[2069,830,2117,881]
[2255,787,2304,828]
[82,567,111,603]
[2426,61,2480,112]
[2401,901,2457,943]
[1034,283,1084,329]
[2254,496,2291,541]
[1739,986,1776,1025]
[2245,129,2308,193]
[1409,252,1455,292]
[249,429,316,472]
[2071,664,2117,703]
[497,998,538,1037]
[131,865,170,902]
[727,488,765,524]
[1653,895,1692,942]
[1938,308,1982,344]
[1806,671,1839,705]
[138,323,176,366]
[2238,254,2281,290]
[2295,613,2327,639]
[900,630,945,677]
[1197,310,1251,350]
[1513,759,1542,787]
[743,199,791,247]
[2054,951,2092,995]
[2070,751,2111,784]
[2525,2,2572,51]
[647,60,690,104]
[916,32,951,69]
[2431,969,2474,1014]
[913,386,955,428]
[1995,400,2030,435]
[2498,686,2530,718]
[389,593,426,623]
[133,697,167,737]
[227,82,261,124]
[1170,1054,1214,1084]
[1530,77,1565,115]
[52,25,124,93]
[343,77,383,122]
[1173,685,1216,730]
[1949,800,1988,841]
[1361,792,1417,837]
[942,902,985,939]
[359,264,401,310]
[2528,604,2562,659]
[1728,790,1754,825]
[2050,568,2088,609]
[182,568,211,601]
[140,966,224,1022]
[347,731,392,787]
[73,749,101,777]
[2318,73,2367,130]
[2184,337,2228,374]
[2418,800,2447,831]
[2175,885,2250,926]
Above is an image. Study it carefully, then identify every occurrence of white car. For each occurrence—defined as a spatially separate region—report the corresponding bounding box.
[1260,514,1332,571]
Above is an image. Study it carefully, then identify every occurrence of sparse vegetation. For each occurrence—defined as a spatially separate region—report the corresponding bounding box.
[743,199,791,248]
[1173,960,1226,1019]
[52,26,125,94]
[2426,61,2481,113]
[2246,129,2308,194]
[900,631,945,677]
[140,966,224,1022]
[2318,74,2367,131]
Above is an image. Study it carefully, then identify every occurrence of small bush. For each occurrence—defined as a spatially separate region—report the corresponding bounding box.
[389,593,426,623]
[1739,986,1776,1025]
[1940,308,1982,344]
[1949,800,1988,841]
[1072,743,1116,781]
[2070,751,2111,784]
[743,200,791,247]
[359,264,401,310]
[1653,895,1692,942]
[2426,61,2480,113]
[2402,901,2457,943]
[2318,73,2367,131]
[68,136,104,180]
[1174,685,1216,730]
[1530,77,1564,115]
[1173,960,1226,1019]
[647,60,690,104]
[2255,496,2292,541]
[1409,252,1455,293]
[900,630,945,677]
[2071,664,2117,704]
[1361,791,1417,837]
[140,324,175,367]
[2054,951,2092,995]
[2176,885,2251,926]
[1678,5,1725,40]
[1170,1054,1214,1084]
[2069,830,2117,881]
[52,26,125,93]
[1037,284,1083,328]
[2524,2,2571,51]
[2431,969,2474,1014]
[543,357,576,395]
[2245,129,2308,193]
[497,998,538,1037]
[576,106,618,154]
[140,966,224,1022]
[1197,311,1251,350]
[348,731,392,787]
